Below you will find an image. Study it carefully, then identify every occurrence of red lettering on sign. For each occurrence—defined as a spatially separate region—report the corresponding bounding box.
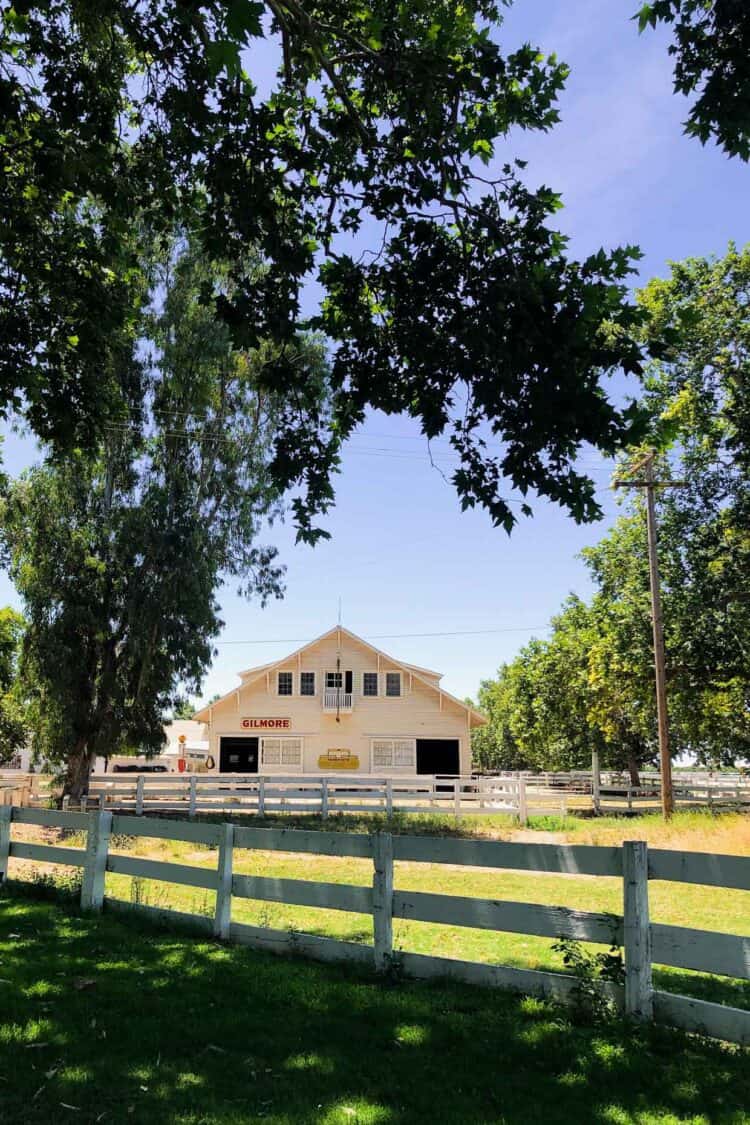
[241,718,290,730]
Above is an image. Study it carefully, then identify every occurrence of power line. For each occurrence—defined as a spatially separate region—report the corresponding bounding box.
[214,625,552,645]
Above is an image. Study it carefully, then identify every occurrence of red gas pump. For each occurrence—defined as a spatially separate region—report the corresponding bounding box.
[177,733,187,773]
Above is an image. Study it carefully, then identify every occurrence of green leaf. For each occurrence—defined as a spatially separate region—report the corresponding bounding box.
[226,1,264,43]
[206,39,242,79]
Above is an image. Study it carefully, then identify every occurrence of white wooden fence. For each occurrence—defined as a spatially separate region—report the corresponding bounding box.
[83,770,750,820]
[490,770,750,814]
[494,769,750,786]
[0,781,30,807]
[0,774,55,808]
[596,782,750,814]
[83,773,569,824]
[1,805,748,1045]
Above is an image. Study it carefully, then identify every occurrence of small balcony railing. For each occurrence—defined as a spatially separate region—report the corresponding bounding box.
[323,689,353,712]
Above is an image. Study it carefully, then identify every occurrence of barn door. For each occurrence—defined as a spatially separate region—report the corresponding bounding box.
[416,739,460,776]
[219,737,259,773]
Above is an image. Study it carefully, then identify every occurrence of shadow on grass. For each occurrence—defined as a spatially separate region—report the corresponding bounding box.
[1,887,748,1125]
[113,807,523,838]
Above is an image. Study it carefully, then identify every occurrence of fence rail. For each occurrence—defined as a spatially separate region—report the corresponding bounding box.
[0,774,57,808]
[81,769,750,821]
[84,773,569,824]
[488,769,750,814]
[1,804,748,1045]
[4,767,748,820]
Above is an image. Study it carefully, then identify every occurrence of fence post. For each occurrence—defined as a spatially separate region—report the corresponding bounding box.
[0,805,11,884]
[623,840,653,1021]
[321,778,329,819]
[385,778,393,818]
[517,779,528,827]
[453,779,461,818]
[214,822,234,940]
[80,810,113,913]
[136,775,145,816]
[189,775,197,820]
[372,832,394,972]
[258,776,265,817]
[591,750,601,815]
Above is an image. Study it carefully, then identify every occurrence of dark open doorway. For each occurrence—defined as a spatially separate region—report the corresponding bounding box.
[219,737,259,773]
[416,739,460,776]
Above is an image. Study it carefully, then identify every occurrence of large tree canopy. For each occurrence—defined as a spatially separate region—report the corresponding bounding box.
[637,1,750,160]
[1,1,646,538]
[0,238,328,796]
[473,246,750,775]
[473,591,657,782]
[635,244,750,760]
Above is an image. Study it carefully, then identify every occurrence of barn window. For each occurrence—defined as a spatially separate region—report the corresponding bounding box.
[262,737,303,769]
[394,739,414,767]
[362,672,379,696]
[371,738,415,770]
[385,672,401,697]
[277,671,293,696]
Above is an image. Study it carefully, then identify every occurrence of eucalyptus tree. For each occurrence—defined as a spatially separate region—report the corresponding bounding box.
[0,241,329,797]
[1,1,646,538]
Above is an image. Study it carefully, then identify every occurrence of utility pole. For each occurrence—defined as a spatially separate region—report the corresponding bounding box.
[614,451,685,819]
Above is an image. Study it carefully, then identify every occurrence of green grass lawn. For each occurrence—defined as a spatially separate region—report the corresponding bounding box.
[1,894,749,1125]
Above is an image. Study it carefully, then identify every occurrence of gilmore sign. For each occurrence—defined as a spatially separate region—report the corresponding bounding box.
[241,717,291,730]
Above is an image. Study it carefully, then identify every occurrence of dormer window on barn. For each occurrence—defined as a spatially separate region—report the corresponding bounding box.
[385,672,401,697]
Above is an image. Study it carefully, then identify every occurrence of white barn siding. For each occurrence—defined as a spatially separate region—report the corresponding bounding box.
[198,628,481,776]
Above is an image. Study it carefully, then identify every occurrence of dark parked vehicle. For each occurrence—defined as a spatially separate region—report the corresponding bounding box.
[111,763,169,773]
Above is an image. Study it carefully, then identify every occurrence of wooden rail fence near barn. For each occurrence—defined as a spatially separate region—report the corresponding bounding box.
[82,771,750,821]
[1,804,748,1045]
[83,773,569,824]
[488,770,750,815]
[0,773,56,808]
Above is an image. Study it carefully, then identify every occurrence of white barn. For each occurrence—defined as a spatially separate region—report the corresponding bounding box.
[193,626,485,776]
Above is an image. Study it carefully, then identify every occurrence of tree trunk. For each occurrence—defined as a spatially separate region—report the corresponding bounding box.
[64,739,94,802]
[626,752,641,788]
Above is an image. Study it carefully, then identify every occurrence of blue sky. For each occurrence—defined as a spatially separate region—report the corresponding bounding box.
[0,0,746,705]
